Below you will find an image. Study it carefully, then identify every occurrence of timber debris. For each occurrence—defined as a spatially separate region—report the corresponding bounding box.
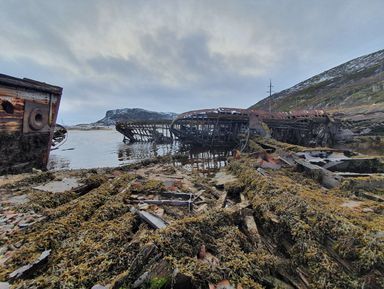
[0,138,383,289]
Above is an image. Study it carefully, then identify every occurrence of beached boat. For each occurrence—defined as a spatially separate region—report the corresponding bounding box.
[0,73,62,175]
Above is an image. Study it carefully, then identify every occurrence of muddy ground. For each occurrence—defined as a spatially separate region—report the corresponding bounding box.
[0,139,383,289]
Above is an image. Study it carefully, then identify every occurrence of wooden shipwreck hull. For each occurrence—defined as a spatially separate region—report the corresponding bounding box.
[170,108,249,147]
[116,120,174,143]
[116,107,342,148]
[0,74,62,175]
[249,109,339,147]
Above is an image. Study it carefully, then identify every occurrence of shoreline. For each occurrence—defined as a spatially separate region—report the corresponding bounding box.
[1,140,383,288]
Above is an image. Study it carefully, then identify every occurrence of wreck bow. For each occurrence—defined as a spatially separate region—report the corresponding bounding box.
[0,74,62,175]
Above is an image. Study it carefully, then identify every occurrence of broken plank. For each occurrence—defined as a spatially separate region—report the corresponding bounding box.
[128,199,193,207]
[9,250,51,282]
[137,210,167,229]
[215,191,227,209]
[243,214,261,245]
[355,191,384,202]
[158,191,192,200]
[294,157,340,188]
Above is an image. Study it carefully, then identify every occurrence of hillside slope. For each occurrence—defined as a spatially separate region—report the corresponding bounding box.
[251,49,384,112]
[94,108,177,126]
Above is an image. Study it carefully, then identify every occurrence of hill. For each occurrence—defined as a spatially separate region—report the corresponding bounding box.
[251,49,384,112]
[94,108,177,126]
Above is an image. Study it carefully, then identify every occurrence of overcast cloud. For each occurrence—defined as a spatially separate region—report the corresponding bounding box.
[0,0,383,124]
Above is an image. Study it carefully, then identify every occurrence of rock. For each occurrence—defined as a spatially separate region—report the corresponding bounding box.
[33,177,81,193]
[91,285,108,289]
[138,203,150,210]
[133,272,149,288]
[259,160,281,170]
[197,244,219,267]
[209,280,236,289]
[9,249,51,281]
[362,207,374,213]
[213,172,238,189]
[0,282,10,289]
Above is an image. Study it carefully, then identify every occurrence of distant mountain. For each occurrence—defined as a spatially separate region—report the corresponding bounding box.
[251,49,384,112]
[94,108,177,126]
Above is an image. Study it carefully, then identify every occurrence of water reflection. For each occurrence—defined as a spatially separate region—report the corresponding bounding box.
[116,142,180,161]
[174,146,233,173]
[48,129,234,172]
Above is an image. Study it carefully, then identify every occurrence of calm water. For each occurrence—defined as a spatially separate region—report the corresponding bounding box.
[48,129,180,170]
[48,129,232,171]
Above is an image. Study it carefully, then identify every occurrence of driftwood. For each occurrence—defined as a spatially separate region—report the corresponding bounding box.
[243,214,261,245]
[137,210,168,229]
[215,191,227,209]
[356,191,384,202]
[294,157,340,188]
[128,199,193,207]
[73,181,102,196]
[158,191,192,200]
[9,250,51,282]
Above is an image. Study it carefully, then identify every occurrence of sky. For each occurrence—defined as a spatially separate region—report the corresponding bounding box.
[1,0,384,124]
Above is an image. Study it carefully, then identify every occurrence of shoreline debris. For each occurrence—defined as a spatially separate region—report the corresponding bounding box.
[0,138,383,288]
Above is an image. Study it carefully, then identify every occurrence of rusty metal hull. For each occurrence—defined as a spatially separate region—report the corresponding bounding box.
[0,74,62,175]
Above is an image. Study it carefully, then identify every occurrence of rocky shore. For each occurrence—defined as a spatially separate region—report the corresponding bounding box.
[0,138,383,289]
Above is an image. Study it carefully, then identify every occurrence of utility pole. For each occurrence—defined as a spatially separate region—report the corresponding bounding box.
[267,79,274,113]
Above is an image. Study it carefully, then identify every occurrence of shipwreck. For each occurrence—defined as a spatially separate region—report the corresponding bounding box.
[116,107,342,148]
[0,73,62,175]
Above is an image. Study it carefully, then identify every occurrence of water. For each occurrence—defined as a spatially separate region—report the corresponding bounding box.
[48,129,233,171]
[48,129,180,170]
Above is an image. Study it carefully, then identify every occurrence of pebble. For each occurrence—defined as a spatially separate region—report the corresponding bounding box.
[362,207,374,213]
[0,282,10,289]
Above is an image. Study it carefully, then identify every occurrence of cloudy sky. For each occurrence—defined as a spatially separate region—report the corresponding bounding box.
[1,0,383,124]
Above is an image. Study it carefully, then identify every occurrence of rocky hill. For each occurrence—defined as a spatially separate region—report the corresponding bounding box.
[94,108,177,126]
[251,49,384,112]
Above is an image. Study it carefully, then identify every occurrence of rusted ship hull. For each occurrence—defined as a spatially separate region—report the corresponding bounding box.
[0,74,62,175]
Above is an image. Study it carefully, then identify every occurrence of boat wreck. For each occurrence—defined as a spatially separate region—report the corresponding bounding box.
[116,120,173,144]
[116,107,342,148]
[0,74,62,175]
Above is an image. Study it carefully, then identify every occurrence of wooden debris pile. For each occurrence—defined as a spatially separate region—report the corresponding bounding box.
[0,142,383,289]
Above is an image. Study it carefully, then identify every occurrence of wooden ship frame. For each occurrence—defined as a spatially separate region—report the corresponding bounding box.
[116,107,340,148]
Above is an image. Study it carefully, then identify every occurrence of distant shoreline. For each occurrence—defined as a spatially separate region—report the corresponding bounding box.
[66,125,114,131]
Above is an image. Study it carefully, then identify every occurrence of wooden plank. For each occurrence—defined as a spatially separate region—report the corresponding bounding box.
[0,87,18,97]
[0,121,22,132]
[0,74,62,95]
[0,117,23,122]
[137,210,168,229]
